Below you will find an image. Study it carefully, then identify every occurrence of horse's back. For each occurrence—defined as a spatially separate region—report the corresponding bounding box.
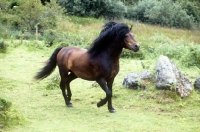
[57,46,87,66]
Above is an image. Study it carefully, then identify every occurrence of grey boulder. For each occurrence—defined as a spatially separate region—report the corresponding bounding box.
[156,55,193,98]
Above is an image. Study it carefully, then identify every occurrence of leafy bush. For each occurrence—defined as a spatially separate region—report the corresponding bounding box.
[45,73,60,90]
[25,41,46,51]
[0,97,12,127]
[0,97,22,128]
[0,39,7,52]
[43,29,90,48]
[181,45,200,68]
[43,29,59,46]
[125,6,137,20]
[0,98,11,111]
[136,33,195,61]
[144,0,195,29]
[178,0,200,23]
[101,0,126,19]
[130,0,196,29]
[121,48,145,59]
[58,0,126,19]
[131,0,157,22]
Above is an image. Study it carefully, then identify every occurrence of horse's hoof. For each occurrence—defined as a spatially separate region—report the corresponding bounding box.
[109,109,116,113]
[67,103,73,107]
[97,102,101,107]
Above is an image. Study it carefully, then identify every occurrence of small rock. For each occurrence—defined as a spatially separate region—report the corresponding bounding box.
[123,70,152,89]
[194,77,200,89]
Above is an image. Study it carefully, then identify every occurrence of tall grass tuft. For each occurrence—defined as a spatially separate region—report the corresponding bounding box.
[0,97,23,128]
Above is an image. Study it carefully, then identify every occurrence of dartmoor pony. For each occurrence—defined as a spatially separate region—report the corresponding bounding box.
[35,21,140,113]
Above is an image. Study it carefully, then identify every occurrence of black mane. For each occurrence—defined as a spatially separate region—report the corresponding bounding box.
[100,21,118,33]
[88,21,130,58]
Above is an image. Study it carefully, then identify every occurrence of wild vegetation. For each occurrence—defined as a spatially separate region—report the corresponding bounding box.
[0,0,200,131]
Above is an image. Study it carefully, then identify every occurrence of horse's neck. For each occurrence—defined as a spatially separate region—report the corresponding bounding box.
[107,44,123,62]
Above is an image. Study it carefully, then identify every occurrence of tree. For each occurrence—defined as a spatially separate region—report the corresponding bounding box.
[57,0,126,19]
[14,0,64,32]
[15,0,45,32]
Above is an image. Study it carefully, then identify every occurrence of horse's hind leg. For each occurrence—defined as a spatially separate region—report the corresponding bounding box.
[58,68,71,107]
[59,70,77,107]
[60,76,72,107]
[66,72,77,104]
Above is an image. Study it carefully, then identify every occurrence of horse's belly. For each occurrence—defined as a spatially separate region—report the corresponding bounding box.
[71,66,97,81]
[69,54,97,81]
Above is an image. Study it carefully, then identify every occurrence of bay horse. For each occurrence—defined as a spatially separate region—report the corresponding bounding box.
[35,21,140,113]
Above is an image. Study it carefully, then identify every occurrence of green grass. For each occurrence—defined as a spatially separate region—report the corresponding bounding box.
[0,41,200,132]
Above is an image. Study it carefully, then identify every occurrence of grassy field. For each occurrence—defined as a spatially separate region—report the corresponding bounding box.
[0,19,200,132]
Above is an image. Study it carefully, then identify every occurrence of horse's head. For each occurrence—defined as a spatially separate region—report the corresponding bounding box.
[123,27,140,52]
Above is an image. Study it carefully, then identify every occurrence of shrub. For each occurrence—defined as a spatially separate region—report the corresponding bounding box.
[0,97,12,127]
[43,29,59,46]
[0,97,22,128]
[181,45,200,68]
[121,48,145,59]
[0,98,11,111]
[45,73,60,90]
[125,6,137,20]
[145,0,195,29]
[131,0,157,22]
[178,0,200,23]
[43,29,90,48]
[101,0,126,19]
[131,0,196,29]
[139,34,191,60]
[57,0,126,19]
[0,39,7,52]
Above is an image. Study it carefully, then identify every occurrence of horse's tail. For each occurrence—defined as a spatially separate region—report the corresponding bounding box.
[34,47,63,80]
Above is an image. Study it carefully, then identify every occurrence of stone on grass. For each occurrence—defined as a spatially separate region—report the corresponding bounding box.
[123,70,152,89]
[156,55,193,98]
[194,77,200,89]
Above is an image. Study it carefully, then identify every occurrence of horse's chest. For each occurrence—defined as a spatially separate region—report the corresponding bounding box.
[103,63,119,79]
[111,64,119,75]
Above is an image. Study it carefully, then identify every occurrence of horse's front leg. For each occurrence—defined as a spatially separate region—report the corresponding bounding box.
[96,78,115,113]
[107,78,116,113]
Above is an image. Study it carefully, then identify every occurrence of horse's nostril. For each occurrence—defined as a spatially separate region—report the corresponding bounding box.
[135,45,140,48]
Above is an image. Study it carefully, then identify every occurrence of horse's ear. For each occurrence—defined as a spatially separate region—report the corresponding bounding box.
[130,25,133,30]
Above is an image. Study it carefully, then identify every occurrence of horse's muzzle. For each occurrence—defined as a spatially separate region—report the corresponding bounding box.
[132,44,140,52]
